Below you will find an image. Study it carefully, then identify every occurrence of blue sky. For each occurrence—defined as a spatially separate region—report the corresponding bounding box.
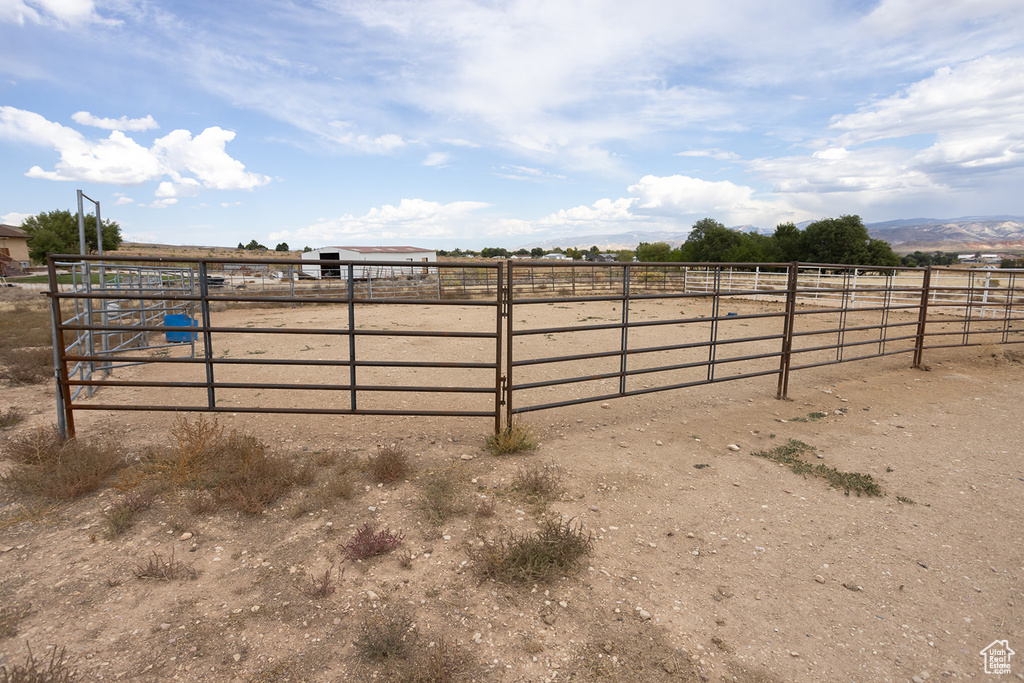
[1,0,1023,250]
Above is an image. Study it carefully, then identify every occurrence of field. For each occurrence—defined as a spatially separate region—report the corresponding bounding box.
[1,284,1023,682]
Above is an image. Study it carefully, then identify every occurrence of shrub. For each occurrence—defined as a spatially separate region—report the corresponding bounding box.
[469,518,593,584]
[0,406,22,431]
[134,548,197,581]
[2,426,124,500]
[0,645,77,683]
[149,417,295,514]
[102,490,154,539]
[485,421,538,455]
[512,462,562,500]
[356,604,416,660]
[367,443,411,483]
[340,523,404,562]
[299,566,339,598]
[0,348,52,385]
[417,470,466,525]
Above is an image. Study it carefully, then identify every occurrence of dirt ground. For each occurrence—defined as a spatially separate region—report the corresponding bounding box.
[1,292,1023,682]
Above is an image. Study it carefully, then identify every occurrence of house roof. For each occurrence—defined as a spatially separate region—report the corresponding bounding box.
[320,246,432,254]
[0,224,29,239]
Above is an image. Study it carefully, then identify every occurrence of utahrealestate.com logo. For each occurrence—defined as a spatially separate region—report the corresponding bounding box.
[981,640,1014,675]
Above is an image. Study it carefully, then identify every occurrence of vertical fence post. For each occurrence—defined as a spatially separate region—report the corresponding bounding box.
[197,261,216,410]
[776,263,798,399]
[347,264,357,411]
[505,262,515,429]
[495,261,504,435]
[913,267,932,368]
[620,264,630,396]
[47,257,75,438]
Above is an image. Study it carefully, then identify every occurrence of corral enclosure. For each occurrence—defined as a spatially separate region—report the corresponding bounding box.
[47,255,1023,436]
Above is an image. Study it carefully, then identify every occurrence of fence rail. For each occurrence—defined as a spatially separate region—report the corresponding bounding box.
[46,256,1023,437]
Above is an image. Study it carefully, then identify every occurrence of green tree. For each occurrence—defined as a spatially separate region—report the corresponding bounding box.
[480,247,509,258]
[635,241,673,262]
[274,242,290,252]
[245,239,267,251]
[800,215,898,266]
[302,246,313,253]
[238,242,245,250]
[21,209,122,262]
[684,218,747,262]
[530,247,545,258]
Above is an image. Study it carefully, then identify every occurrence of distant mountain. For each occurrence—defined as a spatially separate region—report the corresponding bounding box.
[865,216,1024,252]
[518,216,1024,253]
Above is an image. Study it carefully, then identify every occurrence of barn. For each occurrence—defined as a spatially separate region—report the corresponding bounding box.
[300,246,436,279]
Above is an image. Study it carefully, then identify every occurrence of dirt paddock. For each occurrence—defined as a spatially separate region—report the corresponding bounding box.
[1,295,1022,682]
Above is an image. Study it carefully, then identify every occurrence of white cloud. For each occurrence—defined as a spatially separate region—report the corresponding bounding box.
[72,111,159,132]
[113,196,134,205]
[152,127,269,191]
[0,0,102,25]
[677,149,741,161]
[1,211,32,225]
[0,106,269,195]
[272,198,492,244]
[495,165,567,182]
[422,152,449,167]
[627,175,802,226]
[325,121,407,153]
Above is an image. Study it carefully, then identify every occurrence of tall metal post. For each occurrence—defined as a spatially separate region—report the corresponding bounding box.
[776,263,798,399]
[913,267,932,368]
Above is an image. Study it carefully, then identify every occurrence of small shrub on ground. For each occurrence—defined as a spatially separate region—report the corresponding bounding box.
[0,645,77,683]
[368,443,411,483]
[485,421,538,455]
[103,490,154,539]
[1,426,124,500]
[513,462,562,500]
[0,347,53,385]
[134,548,198,581]
[474,496,496,518]
[182,489,218,515]
[340,523,404,562]
[299,566,339,598]
[400,636,467,683]
[149,416,296,515]
[0,406,22,431]
[356,604,417,660]
[469,518,593,584]
[0,604,32,639]
[752,439,882,497]
[418,469,466,525]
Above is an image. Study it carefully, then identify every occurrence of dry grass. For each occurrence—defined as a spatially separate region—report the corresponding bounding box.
[0,645,77,683]
[356,604,417,660]
[485,421,538,455]
[469,517,593,584]
[134,548,198,581]
[398,636,468,683]
[1,426,124,500]
[0,406,22,431]
[417,469,467,525]
[0,302,54,387]
[0,347,53,385]
[299,565,339,598]
[367,443,411,483]
[0,604,32,639]
[102,490,154,539]
[146,416,296,515]
[512,461,563,500]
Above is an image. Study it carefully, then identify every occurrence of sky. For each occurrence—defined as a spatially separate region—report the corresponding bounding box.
[1,0,1023,251]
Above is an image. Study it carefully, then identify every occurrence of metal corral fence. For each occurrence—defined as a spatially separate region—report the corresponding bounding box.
[46,255,1023,436]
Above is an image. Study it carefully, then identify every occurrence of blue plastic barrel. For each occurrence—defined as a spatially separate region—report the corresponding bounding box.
[164,314,197,342]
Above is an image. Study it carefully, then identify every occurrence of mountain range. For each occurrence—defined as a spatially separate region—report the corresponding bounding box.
[520,216,1024,254]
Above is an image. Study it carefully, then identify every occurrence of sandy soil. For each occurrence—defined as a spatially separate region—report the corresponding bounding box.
[1,294,1023,682]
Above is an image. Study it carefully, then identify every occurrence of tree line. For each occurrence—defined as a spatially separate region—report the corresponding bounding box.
[635,215,902,266]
